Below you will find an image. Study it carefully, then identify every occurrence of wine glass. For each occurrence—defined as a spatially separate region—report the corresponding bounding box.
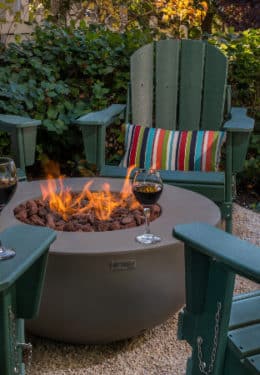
[0,157,18,260]
[132,169,163,244]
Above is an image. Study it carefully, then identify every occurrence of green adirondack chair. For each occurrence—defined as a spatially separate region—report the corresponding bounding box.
[0,225,56,375]
[74,39,254,233]
[173,223,260,375]
[0,115,41,181]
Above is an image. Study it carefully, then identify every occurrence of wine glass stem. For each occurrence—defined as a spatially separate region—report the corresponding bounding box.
[144,207,151,234]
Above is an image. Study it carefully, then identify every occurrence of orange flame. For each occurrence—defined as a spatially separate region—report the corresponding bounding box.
[40,165,139,221]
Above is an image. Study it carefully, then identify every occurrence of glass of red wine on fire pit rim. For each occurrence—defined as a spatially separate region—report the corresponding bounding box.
[0,157,17,260]
[132,168,163,244]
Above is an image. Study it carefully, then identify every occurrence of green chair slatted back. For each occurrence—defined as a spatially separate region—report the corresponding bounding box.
[130,43,154,127]
[74,39,254,234]
[130,40,227,131]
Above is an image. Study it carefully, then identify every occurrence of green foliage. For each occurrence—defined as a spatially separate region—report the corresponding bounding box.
[209,28,260,121]
[209,29,260,197]
[0,22,152,163]
[0,130,10,155]
[237,133,260,199]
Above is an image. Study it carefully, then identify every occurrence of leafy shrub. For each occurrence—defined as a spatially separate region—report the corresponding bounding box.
[209,28,260,122]
[237,133,260,207]
[0,22,152,164]
[209,29,260,200]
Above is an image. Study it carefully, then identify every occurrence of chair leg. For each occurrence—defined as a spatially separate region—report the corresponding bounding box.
[224,133,234,233]
[80,124,106,172]
[221,202,232,233]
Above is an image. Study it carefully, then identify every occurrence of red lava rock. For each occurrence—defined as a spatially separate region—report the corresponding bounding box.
[15,210,28,222]
[38,208,48,218]
[13,204,25,215]
[13,196,161,232]
[63,222,76,231]
[95,222,110,232]
[110,221,121,230]
[152,205,161,216]
[124,222,137,228]
[134,214,144,225]
[81,224,94,232]
[56,220,66,226]
[30,215,45,226]
[26,200,38,216]
[121,216,134,225]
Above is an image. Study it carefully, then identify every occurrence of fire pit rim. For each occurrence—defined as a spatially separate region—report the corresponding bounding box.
[1,177,221,255]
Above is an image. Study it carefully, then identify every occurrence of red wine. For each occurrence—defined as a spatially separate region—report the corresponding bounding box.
[133,183,162,205]
[0,182,17,209]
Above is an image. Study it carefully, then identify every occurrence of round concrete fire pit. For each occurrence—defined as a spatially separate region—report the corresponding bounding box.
[0,178,221,344]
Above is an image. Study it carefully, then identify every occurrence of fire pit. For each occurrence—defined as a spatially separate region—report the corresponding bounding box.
[13,173,160,232]
[0,177,221,344]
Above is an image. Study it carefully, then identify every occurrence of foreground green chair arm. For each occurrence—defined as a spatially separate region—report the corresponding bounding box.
[173,222,260,375]
[0,225,56,375]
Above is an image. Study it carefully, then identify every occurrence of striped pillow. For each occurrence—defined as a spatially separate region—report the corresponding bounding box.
[120,124,226,172]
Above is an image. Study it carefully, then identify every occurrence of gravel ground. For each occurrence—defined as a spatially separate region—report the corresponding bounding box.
[27,203,259,375]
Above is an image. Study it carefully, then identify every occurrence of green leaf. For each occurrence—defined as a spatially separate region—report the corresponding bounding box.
[47,106,58,119]
[43,119,56,131]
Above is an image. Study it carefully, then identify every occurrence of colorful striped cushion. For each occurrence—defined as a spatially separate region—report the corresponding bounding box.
[120,124,226,172]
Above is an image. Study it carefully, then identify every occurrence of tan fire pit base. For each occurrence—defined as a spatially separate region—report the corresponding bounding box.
[0,178,221,344]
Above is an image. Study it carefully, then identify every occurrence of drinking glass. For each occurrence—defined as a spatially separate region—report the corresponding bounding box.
[132,169,163,244]
[0,157,18,260]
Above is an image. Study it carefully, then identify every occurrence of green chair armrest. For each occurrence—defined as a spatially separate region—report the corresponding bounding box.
[73,104,126,127]
[223,107,254,173]
[0,115,41,131]
[223,107,255,132]
[0,225,56,292]
[0,115,41,171]
[100,165,129,178]
[173,222,260,283]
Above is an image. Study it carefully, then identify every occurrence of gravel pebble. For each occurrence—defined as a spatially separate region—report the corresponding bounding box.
[28,203,259,375]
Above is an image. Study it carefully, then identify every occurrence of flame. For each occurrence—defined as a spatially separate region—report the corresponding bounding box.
[40,165,139,221]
